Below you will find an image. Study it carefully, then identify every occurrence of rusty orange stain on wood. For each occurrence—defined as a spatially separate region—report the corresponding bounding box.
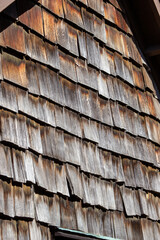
[2,53,28,88]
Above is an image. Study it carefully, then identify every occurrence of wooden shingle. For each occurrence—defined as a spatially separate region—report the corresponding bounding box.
[60,197,77,230]
[18,0,44,35]
[2,53,28,88]
[88,0,104,16]
[81,8,94,34]
[41,0,64,18]
[0,145,13,179]
[63,0,83,28]
[42,9,57,44]
[77,31,87,59]
[66,164,83,199]
[1,220,17,240]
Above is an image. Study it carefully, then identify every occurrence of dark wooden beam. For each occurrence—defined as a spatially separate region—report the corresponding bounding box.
[145,45,160,56]
[0,0,15,12]
[148,0,160,28]
[153,0,160,16]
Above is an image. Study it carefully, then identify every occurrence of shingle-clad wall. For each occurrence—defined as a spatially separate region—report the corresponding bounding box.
[0,0,160,239]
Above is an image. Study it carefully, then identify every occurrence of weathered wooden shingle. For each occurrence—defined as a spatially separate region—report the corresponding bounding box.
[123,59,134,85]
[33,155,49,190]
[81,8,94,34]
[24,150,36,184]
[99,150,115,180]
[66,164,83,199]
[41,126,64,161]
[63,0,83,28]
[41,0,64,18]
[104,3,117,24]
[17,114,30,149]
[60,197,77,230]
[81,172,90,204]
[63,108,82,137]
[1,220,17,240]
[86,34,100,69]
[34,194,51,224]
[121,186,136,217]
[27,119,42,154]
[78,85,91,117]
[132,65,144,90]
[82,141,101,176]
[89,91,101,121]
[114,183,124,212]
[112,212,127,240]
[38,98,56,126]
[112,155,125,183]
[68,24,79,56]
[103,211,114,238]
[0,110,23,147]
[11,149,26,183]
[2,53,28,88]
[141,219,154,240]
[88,66,99,90]
[75,201,88,232]
[38,66,64,105]
[0,81,18,112]
[148,167,160,194]
[18,0,44,35]
[110,101,125,129]
[61,77,79,111]
[28,220,43,239]
[17,221,30,240]
[94,16,106,43]
[83,119,99,143]
[56,19,70,51]
[124,133,136,158]
[122,158,136,187]
[42,9,57,44]
[138,189,149,217]
[0,145,13,179]
[14,184,34,219]
[76,58,90,87]
[2,22,26,54]
[2,180,15,218]
[100,47,115,75]
[99,97,113,126]
[64,134,81,166]
[102,181,116,210]
[45,43,60,70]
[88,0,104,16]
[25,61,40,95]
[114,52,125,79]
[77,31,87,59]
[97,72,110,99]
[54,104,65,129]
[133,160,145,189]
[59,52,77,82]
[25,32,59,69]
[87,208,103,236]
[145,116,160,144]
[55,163,69,197]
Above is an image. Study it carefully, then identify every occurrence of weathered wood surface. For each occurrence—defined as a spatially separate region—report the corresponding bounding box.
[0,0,159,239]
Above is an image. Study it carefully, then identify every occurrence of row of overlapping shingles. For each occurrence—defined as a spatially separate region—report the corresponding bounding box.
[0,0,160,239]
[0,152,160,239]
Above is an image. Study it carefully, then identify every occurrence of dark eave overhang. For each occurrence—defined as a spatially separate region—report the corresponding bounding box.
[0,0,15,12]
[121,0,160,92]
